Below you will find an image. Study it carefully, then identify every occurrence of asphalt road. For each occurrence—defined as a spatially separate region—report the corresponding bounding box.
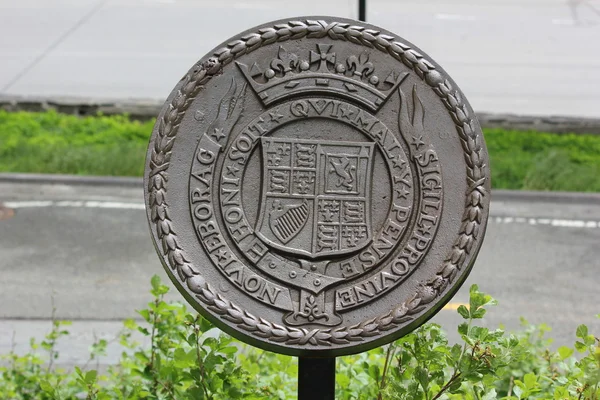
[1,180,599,367]
[1,0,600,117]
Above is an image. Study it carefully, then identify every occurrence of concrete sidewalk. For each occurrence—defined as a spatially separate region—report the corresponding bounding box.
[1,0,599,118]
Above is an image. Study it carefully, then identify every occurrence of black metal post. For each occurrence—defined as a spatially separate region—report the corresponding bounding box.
[298,357,336,400]
[358,0,367,22]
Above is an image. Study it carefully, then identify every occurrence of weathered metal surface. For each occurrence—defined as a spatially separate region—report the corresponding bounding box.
[144,17,490,356]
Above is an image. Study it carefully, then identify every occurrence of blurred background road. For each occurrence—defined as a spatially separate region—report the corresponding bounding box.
[1,0,600,117]
[1,180,599,368]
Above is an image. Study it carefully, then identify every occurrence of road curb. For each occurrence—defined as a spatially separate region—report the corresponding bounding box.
[492,189,600,205]
[1,95,600,134]
[0,173,141,188]
[2,173,599,204]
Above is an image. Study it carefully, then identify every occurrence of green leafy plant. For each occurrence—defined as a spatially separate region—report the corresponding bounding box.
[378,285,515,399]
[0,278,597,399]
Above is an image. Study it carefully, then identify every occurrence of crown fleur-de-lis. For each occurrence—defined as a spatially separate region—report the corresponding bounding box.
[235,43,407,112]
[310,44,336,72]
[347,51,374,79]
[271,46,299,75]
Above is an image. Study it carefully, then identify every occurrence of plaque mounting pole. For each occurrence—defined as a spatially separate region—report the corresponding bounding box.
[298,357,336,400]
[358,0,366,21]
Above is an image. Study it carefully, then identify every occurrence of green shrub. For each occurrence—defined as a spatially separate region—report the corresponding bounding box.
[1,110,600,192]
[1,278,598,399]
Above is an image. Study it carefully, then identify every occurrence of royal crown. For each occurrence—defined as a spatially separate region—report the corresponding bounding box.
[236,43,407,112]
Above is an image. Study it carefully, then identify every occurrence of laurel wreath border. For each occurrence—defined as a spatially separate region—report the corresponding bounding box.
[147,20,487,347]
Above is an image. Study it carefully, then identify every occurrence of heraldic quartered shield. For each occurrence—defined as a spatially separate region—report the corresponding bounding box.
[144,16,491,356]
[255,138,374,259]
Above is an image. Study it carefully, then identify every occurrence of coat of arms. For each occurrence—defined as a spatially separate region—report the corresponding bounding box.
[255,138,375,259]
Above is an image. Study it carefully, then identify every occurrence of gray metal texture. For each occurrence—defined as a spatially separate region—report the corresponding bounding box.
[143,16,491,356]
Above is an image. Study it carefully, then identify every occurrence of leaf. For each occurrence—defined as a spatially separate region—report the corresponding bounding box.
[199,317,213,333]
[156,283,169,295]
[97,393,112,400]
[205,352,226,370]
[187,332,197,345]
[151,274,161,292]
[124,318,137,330]
[470,307,487,319]
[523,373,537,390]
[585,334,596,346]
[203,337,218,349]
[186,386,205,399]
[414,366,429,391]
[469,284,481,303]
[138,309,150,323]
[512,382,524,399]
[85,369,97,384]
[576,324,588,339]
[336,372,351,388]
[508,334,519,348]
[457,305,470,320]
[220,346,238,355]
[470,326,489,342]
[134,351,150,363]
[557,346,574,360]
[575,341,587,353]
[173,348,196,368]
[554,386,569,399]
[458,322,469,337]
[449,344,463,363]
[481,388,498,400]
[39,380,53,393]
[468,285,497,318]
[368,364,380,381]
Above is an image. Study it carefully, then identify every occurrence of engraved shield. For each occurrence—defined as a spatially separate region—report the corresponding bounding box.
[255,137,375,259]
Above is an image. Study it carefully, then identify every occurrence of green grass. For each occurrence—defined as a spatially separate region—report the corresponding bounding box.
[0,110,153,176]
[484,128,600,192]
[1,110,599,191]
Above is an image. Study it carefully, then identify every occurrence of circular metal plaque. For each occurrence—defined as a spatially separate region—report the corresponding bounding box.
[144,17,490,356]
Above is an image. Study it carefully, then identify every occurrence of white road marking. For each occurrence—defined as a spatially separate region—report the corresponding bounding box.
[55,200,84,207]
[83,201,145,210]
[493,216,599,229]
[2,200,599,229]
[4,200,145,210]
[3,200,54,208]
